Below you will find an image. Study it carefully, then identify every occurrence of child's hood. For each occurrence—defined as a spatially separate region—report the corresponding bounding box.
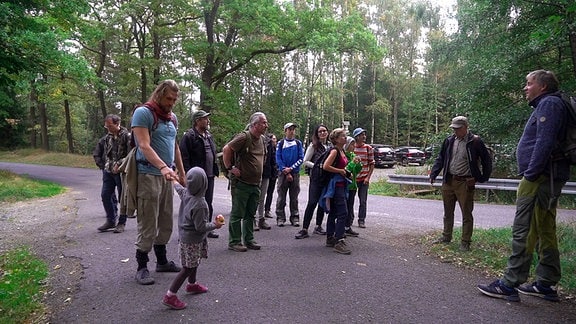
[186,167,207,197]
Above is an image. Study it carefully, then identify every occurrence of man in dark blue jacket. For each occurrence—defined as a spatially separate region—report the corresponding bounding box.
[478,70,570,303]
[430,115,492,251]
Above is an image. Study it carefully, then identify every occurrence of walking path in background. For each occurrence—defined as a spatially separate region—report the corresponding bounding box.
[1,162,575,323]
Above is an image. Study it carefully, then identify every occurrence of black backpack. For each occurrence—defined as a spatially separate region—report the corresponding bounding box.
[553,93,576,165]
[310,147,340,187]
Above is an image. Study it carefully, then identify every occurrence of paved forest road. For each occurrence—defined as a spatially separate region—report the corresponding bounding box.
[1,162,576,323]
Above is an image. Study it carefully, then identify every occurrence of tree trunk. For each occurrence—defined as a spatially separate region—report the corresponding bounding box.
[29,82,38,148]
[97,40,107,119]
[199,0,221,112]
[64,98,74,153]
[39,101,49,151]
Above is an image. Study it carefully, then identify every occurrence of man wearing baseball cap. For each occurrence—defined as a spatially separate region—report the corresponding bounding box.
[429,115,492,251]
[179,109,220,238]
[275,122,304,227]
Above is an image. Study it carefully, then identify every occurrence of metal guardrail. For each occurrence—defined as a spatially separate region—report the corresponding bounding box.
[387,174,576,195]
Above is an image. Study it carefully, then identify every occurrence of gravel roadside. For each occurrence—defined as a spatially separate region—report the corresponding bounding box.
[0,192,82,321]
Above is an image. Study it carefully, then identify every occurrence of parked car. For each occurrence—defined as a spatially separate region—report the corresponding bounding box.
[424,145,439,160]
[373,145,396,168]
[394,147,425,166]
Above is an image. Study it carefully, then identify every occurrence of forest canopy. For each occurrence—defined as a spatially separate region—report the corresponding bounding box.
[1,0,575,177]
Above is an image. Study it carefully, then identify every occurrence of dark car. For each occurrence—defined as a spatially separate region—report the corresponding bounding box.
[373,146,396,168]
[395,147,425,166]
[424,145,438,160]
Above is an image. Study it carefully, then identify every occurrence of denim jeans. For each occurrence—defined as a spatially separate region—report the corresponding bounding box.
[326,185,347,240]
[264,177,277,216]
[346,181,369,227]
[302,180,325,230]
[206,176,215,221]
[101,170,121,223]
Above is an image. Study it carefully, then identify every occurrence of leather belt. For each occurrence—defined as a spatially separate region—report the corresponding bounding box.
[451,174,471,181]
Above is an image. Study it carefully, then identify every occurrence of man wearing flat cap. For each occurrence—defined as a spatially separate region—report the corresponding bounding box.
[275,122,304,227]
[429,115,492,251]
[179,109,220,238]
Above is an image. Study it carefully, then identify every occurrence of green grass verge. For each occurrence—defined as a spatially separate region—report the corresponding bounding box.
[0,148,95,169]
[424,224,576,296]
[0,247,49,323]
[0,170,65,203]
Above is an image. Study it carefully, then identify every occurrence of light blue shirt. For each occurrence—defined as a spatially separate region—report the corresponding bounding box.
[131,106,178,175]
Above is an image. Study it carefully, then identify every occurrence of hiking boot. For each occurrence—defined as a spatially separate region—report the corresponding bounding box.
[207,231,219,238]
[295,229,309,239]
[326,236,337,247]
[277,219,285,227]
[432,237,451,244]
[185,282,208,294]
[290,217,300,227]
[517,282,559,302]
[135,268,154,285]
[162,294,186,310]
[156,261,181,273]
[245,241,261,250]
[477,279,520,302]
[334,239,351,255]
[258,219,271,230]
[313,225,326,235]
[459,242,471,252]
[98,221,115,232]
[358,220,366,228]
[113,223,125,233]
[345,228,359,237]
[229,244,248,252]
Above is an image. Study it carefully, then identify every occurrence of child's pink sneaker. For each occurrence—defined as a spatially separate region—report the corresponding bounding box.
[162,294,187,310]
[185,282,208,294]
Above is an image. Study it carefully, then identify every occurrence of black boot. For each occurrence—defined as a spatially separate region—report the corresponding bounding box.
[326,236,337,247]
[154,244,181,272]
[135,249,149,270]
[135,249,154,285]
[153,244,168,265]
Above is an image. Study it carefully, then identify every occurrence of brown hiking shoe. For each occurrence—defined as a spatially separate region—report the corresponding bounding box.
[334,239,351,255]
[258,219,271,230]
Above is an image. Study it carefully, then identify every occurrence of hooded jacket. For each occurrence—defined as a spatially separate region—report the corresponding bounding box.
[174,167,217,244]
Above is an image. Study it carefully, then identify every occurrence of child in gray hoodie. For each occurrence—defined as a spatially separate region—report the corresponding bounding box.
[162,167,224,310]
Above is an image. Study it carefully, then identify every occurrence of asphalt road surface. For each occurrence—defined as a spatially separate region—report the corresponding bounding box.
[1,162,576,323]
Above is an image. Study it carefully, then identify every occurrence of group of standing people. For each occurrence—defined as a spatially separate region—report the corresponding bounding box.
[91,68,571,309]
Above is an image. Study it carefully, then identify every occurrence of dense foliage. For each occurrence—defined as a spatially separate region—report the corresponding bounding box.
[1,0,575,177]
